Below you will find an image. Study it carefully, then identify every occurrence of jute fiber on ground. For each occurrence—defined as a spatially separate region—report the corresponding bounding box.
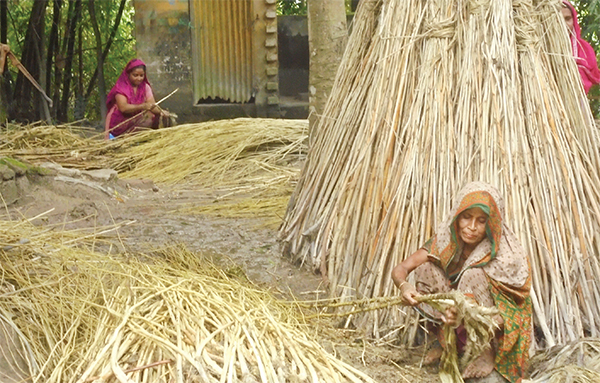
[0,219,377,383]
[109,118,307,189]
[113,118,307,225]
[0,118,307,224]
[0,119,307,189]
[279,0,600,346]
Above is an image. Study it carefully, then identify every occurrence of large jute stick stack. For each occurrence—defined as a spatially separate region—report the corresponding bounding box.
[280,0,600,347]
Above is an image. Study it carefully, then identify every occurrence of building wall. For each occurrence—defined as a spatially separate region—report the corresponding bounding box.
[133,0,194,121]
[278,16,309,98]
[277,15,353,119]
[132,0,279,122]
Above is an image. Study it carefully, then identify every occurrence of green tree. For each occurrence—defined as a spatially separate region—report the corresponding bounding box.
[278,0,307,15]
[307,0,347,135]
[1,0,136,124]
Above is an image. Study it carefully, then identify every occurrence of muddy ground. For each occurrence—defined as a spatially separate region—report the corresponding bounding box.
[1,164,440,383]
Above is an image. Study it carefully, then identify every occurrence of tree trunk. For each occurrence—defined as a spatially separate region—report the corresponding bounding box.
[46,0,62,109]
[87,0,107,121]
[34,27,52,123]
[84,0,127,101]
[0,0,7,122]
[58,0,82,122]
[13,0,47,121]
[74,19,84,120]
[53,0,74,118]
[0,0,7,44]
[307,0,347,135]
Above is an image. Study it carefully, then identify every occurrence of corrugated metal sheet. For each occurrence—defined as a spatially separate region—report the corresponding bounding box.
[190,0,254,103]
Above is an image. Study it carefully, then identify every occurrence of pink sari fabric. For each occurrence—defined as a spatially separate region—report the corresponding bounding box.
[564,1,600,93]
[106,59,154,137]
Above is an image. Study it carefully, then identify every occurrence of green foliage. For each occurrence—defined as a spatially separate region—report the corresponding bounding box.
[82,1,137,121]
[277,0,307,15]
[0,157,44,175]
[3,0,136,122]
[572,0,600,116]
[5,1,29,56]
[573,0,600,47]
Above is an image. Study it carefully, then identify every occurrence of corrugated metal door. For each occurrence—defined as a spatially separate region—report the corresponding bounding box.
[190,0,254,103]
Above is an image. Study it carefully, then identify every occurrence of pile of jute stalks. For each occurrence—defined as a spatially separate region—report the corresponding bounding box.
[0,219,377,383]
[0,118,307,224]
[280,0,600,348]
[0,119,307,188]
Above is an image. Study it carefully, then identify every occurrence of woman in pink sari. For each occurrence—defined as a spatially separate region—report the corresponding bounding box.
[562,1,600,94]
[105,59,171,139]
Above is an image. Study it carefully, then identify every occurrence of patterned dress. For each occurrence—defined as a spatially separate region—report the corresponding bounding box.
[416,182,532,383]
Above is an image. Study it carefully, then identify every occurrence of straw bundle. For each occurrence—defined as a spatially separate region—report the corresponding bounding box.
[0,123,123,167]
[279,0,600,347]
[111,118,306,223]
[417,293,498,383]
[0,122,92,150]
[0,219,376,383]
[179,196,291,228]
[529,366,600,383]
[303,290,498,383]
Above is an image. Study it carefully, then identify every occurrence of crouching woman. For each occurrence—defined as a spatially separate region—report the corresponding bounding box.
[105,59,173,139]
[391,182,532,383]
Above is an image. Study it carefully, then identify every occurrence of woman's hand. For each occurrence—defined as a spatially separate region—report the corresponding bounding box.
[392,248,429,305]
[142,102,157,111]
[441,306,459,327]
[399,281,420,306]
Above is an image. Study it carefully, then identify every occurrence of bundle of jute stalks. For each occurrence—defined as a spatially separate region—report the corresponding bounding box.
[109,118,307,188]
[419,293,499,383]
[302,290,499,383]
[280,0,600,347]
[0,219,376,383]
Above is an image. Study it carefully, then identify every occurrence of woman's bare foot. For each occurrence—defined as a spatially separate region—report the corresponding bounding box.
[462,347,495,379]
[423,341,443,365]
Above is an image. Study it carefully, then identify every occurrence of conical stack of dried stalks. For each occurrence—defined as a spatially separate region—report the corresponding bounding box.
[0,219,377,383]
[280,0,600,347]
